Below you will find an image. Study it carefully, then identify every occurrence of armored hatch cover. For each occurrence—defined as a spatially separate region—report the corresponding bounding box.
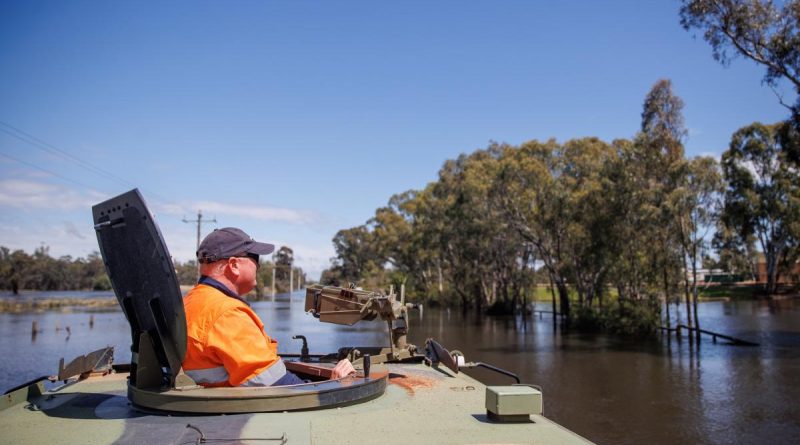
[93,188,186,388]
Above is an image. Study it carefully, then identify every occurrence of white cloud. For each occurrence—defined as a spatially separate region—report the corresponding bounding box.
[0,222,98,258]
[0,179,336,279]
[154,202,187,216]
[156,200,316,224]
[0,179,105,210]
[196,201,316,224]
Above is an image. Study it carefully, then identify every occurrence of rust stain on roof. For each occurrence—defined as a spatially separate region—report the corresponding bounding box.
[388,373,436,396]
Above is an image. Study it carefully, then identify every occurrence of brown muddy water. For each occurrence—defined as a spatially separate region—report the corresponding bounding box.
[1,290,798,445]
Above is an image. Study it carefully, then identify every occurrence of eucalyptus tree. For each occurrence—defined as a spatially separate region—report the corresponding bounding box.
[604,138,649,301]
[712,222,758,279]
[409,187,450,298]
[368,190,442,297]
[556,137,618,308]
[428,154,479,308]
[429,145,528,310]
[637,79,690,327]
[720,121,800,293]
[671,156,723,331]
[681,0,800,294]
[274,246,297,292]
[400,185,453,301]
[680,0,800,118]
[497,139,574,318]
[330,226,378,286]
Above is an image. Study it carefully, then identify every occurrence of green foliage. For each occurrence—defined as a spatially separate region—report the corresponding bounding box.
[571,300,660,337]
[680,0,800,118]
[92,274,112,291]
[321,75,799,336]
[719,121,800,293]
[698,284,761,300]
[0,246,110,293]
[274,246,295,293]
[174,259,198,285]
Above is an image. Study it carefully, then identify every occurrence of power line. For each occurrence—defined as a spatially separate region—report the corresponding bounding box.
[0,122,233,259]
[0,150,98,191]
[0,121,135,190]
[0,121,172,205]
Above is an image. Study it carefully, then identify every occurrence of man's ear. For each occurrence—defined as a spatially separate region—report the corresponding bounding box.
[225,257,240,277]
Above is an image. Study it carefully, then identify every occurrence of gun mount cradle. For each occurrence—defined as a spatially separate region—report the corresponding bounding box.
[304,284,422,365]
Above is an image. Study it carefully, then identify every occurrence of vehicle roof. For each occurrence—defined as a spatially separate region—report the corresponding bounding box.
[0,363,594,445]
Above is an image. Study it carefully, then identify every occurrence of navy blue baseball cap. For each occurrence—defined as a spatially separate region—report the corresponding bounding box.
[197,227,275,263]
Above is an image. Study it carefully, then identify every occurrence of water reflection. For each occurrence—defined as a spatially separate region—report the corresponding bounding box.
[404,299,800,445]
[0,293,798,444]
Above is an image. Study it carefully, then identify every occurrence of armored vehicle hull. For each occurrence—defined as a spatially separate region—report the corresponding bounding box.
[1,362,593,444]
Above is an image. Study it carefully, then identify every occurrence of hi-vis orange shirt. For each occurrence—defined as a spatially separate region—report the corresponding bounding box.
[182,282,285,387]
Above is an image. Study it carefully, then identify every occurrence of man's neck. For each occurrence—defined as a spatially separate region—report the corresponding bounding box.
[206,274,239,295]
[197,275,250,306]
[199,275,240,297]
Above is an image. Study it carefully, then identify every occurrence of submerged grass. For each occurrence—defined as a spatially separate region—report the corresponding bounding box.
[0,297,118,313]
[697,284,762,300]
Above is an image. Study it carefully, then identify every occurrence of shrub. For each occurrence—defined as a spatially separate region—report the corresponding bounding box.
[571,299,659,337]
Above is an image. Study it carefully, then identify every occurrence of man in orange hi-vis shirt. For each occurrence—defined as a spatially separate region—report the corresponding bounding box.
[183,227,355,387]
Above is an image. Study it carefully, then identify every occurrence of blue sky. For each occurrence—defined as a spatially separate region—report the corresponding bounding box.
[0,1,794,279]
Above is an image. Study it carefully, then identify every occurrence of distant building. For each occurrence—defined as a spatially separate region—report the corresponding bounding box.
[685,268,723,282]
[755,254,800,284]
[685,268,746,283]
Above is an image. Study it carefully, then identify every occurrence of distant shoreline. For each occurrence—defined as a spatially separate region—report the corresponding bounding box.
[0,286,195,313]
[0,297,119,313]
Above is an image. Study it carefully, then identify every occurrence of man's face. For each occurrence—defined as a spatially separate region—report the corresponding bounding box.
[230,255,259,295]
[239,256,258,294]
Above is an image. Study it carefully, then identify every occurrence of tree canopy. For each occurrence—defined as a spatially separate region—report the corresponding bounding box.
[321,72,800,335]
[680,0,800,117]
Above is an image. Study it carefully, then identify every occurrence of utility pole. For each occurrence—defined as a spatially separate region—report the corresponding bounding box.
[271,267,276,297]
[183,210,216,279]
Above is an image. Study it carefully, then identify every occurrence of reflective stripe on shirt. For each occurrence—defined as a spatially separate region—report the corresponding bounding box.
[240,360,287,387]
[185,366,229,385]
[185,359,287,387]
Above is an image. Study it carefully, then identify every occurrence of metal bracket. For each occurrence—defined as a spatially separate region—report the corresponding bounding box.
[57,346,114,381]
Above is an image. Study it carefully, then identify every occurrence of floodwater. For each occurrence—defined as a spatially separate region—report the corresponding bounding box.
[1,291,798,445]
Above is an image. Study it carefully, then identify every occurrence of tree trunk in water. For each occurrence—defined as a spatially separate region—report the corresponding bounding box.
[557,281,570,326]
[691,260,701,339]
[663,268,671,329]
[548,274,557,325]
[766,249,780,295]
[692,269,700,341]
[682,275,693,330]
[437,261,443,294]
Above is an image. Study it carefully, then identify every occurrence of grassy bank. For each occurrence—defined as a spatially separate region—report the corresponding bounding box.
[527,283,795,304]
[697,283,799,300]
[0,297,119,313]
[697,284,761,300]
